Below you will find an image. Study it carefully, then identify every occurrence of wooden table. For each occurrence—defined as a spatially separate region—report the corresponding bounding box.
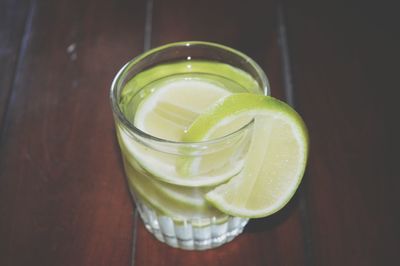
[1,0,398,265]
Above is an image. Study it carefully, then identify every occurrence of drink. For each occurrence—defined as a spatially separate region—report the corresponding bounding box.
[110,42,269,250]
[111,42,307,251]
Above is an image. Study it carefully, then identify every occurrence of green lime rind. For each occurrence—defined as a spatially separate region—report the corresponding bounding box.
[205,157,307,219]
[119,60,261,115]
[184,93,309,218]
[184,93,308,143]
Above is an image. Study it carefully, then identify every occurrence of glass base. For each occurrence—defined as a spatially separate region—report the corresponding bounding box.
[136,201,249,250]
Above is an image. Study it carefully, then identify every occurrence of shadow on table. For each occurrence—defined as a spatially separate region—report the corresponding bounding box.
[244,183,304,233]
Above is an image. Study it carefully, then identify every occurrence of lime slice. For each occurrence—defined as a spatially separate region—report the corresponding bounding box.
[122,157,225,222]
[120,60,261,110]
[134,77,231,141]
[118,76,248,186]
[183,93,309,218]
[118,126,245,187]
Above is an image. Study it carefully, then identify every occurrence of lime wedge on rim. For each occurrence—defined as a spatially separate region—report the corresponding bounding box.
[183,93,308,218]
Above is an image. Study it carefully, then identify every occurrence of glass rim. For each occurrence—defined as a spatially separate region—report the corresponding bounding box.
[110,41,270,146]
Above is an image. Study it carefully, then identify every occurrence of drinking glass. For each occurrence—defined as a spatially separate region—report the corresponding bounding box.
[110,41,269,250]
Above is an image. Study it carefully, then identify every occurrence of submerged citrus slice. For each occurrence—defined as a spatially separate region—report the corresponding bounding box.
[122,156,224,220]
[134,77,231,141]
[118,76,248,186]
[183,93,308,218]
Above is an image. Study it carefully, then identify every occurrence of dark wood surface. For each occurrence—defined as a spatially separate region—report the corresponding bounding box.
[0,0,398,265]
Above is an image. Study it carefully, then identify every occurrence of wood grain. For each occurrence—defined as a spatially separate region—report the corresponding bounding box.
[284,0,400,265]
[0,0,145,265]
[0,0,30,129]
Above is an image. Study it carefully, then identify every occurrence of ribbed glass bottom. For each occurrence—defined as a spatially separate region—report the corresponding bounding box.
[136,201,249,250]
